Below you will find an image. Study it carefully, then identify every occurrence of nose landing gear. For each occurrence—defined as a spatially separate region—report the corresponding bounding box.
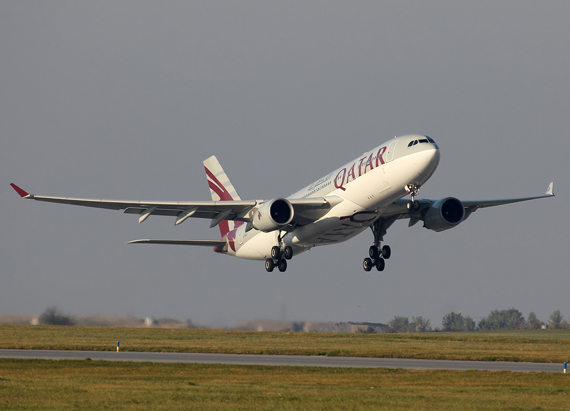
[405,184,421,211]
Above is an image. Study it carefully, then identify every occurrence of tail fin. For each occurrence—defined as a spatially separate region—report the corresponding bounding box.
[203,155,243,237]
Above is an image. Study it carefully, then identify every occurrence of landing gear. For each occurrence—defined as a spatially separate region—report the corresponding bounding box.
[363,219,392,272]
[265,232,293,272]
[283,246,293,260]
[363,258,373,272]
[271,246,281,260]
[376,258,385,271]
[405,184,421,210]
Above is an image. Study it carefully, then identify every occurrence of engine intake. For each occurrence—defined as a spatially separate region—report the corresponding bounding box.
[252,198,294,232]
[423,197,465,232]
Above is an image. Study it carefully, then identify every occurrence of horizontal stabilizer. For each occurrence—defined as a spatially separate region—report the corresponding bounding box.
[127,239,226,247]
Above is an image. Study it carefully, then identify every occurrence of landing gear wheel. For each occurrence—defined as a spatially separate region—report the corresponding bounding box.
[376,258,385,271]
[278,259,287,272]
[284,246,293,260]
[369,245,379,260]
[265,258,275,272]
[271,246,281,260]
[381,245,391,259]
[407,200,420,211]
[363,258,373,272]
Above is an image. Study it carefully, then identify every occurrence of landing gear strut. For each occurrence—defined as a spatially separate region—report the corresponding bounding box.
[363,219,391,272]
[265,231,293,272]
[405,184,421,211]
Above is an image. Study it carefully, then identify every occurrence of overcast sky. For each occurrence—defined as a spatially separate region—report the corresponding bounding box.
[1,1,568,328]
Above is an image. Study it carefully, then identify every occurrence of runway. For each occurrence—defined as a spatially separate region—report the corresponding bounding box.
[0,349,563,373]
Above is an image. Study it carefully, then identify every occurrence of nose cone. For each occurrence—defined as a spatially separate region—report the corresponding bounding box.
[424,145,440,179]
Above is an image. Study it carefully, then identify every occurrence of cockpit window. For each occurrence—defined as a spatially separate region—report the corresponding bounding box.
[408,136,435,147]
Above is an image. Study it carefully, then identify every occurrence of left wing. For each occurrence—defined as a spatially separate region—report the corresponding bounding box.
[460,182,554,211]
[9,183,341,228]
[381,182,554,230]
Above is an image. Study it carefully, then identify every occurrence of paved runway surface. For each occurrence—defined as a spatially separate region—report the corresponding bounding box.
[0,349,563,372]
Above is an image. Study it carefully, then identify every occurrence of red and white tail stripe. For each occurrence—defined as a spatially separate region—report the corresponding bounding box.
[203,155,243,237]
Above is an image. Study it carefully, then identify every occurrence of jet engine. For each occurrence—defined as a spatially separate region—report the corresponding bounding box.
[251,198,294,232]
[423,197,465,232]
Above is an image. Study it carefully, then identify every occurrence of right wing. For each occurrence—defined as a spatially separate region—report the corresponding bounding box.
[127,239,226,246]
[10,183,256,226]
[10,183,342,228]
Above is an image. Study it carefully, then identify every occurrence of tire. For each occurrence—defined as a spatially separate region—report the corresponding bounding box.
[363,258,373,272]
[265,258,275,272]
[271,246,281,260]
[381,245,391,259]
[284,246,293,260]
[369,245,379,260]
[376,258,385,271]
[278,259,287,272]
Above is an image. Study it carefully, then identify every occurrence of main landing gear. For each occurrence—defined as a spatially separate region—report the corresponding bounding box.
[363,244,391,272]
[363,219,391,272]
[265,246,293,272]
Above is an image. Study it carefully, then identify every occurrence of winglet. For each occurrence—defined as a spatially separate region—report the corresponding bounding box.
[546,182,554,196]
[10,183,31,198]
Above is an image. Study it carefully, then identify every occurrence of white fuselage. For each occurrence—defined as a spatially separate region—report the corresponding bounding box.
[224,135,440,260]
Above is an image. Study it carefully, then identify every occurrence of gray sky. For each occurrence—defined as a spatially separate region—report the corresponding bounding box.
[1,1,568,327]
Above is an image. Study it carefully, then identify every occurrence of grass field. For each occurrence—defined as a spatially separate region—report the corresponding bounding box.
[2,325,570,363]
[2,326,570,409]
[1,358,570,410]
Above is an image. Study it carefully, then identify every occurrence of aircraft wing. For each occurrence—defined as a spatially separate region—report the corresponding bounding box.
[460,182,554,209]
[10,183,341,228]
[372,182,555,238]
[381,182,555,228]
[127,239,226,246]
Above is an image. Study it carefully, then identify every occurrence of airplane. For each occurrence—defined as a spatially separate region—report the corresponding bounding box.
[11,134,554,272]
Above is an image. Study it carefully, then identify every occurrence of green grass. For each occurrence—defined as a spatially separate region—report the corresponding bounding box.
[1,358,569,410]
[2,325,570,363]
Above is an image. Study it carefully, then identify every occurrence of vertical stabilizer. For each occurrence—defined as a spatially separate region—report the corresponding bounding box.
[203,155,243,237]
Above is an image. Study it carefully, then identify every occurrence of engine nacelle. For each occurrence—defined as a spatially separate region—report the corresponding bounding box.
[423,197,465,232]
[251,198,294,232]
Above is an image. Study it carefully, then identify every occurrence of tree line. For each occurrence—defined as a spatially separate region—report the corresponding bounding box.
[386,309,568,333]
